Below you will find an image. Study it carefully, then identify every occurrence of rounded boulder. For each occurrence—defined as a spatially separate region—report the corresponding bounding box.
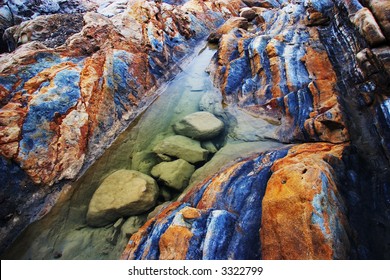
[86,170,159,227]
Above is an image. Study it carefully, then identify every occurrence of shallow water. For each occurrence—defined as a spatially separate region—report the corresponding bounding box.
[3,42,281,260]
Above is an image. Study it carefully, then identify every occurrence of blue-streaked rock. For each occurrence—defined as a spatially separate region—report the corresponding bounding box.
[210,1,350,144]
[122,144,351,259]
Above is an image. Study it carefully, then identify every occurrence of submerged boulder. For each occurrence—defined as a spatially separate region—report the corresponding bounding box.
[151,159,195,190]
[86,170,159,227]
[152,135,209,164]
[173,111,224,140]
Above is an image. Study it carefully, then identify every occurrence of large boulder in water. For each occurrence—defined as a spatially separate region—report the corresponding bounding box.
[87,170,159,227]
[152,135,209,164]
[173,111,224,140]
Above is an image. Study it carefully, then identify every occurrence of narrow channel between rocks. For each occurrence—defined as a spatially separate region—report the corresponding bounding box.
[3,42,282,260]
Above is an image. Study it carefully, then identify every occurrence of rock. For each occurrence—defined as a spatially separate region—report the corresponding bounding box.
[351,7,386,47]
[364,0,390,41]
[86,170,159,227]
[152,135,209,164]
[147,201,171,220]
[261,143,350,259]
[201,141,218,153]
[305,8,330,26]
[239,8,257,21]
[207,17,248,43]
[122,144,351,260]
[131,151,160,175]
[3,13,84,51]
[173,111,224,140]
[242,0,280,8]
[121,216,146,238]
[151,159,195,190]
[210,5,349,143]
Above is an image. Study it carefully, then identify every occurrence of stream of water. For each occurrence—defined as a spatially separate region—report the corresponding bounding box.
[3,42,282,259]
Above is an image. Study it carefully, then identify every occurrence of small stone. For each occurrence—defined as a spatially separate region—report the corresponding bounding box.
[157,153,173,161]
[132,151,160,175]
[201,141,218,154]
[173,112,224,140]
[153,135,209,164]
[121,216,147,238]
[113,217,125,229]
[151,159,195,190]
[86,170,159,227]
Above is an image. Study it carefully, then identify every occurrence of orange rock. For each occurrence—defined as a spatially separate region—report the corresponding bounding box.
[261,143,351,259]
[195,161,245,209]
[159,225,193,260]
[180,206,201,219]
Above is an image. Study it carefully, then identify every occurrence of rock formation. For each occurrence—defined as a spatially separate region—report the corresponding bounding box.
[1,0,390,260]
[122,0,390,260]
